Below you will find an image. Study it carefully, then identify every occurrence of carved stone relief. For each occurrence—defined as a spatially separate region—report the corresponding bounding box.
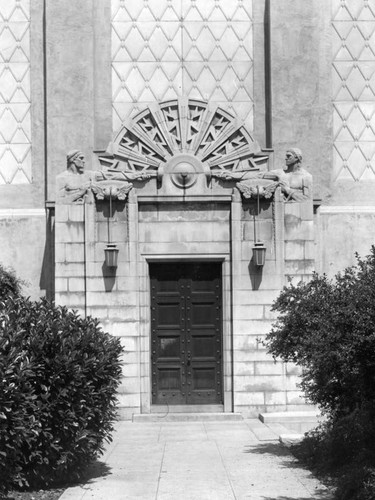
[104,99,264,194]
[58,102,312,204]
[212,147,312,202]
[332,1,375,182]
[0,0,32,184]
[57,150,153,204]
[111,0,253,132]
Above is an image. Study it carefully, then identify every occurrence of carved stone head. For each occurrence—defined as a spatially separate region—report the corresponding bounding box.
[285,148,302,167]
[67,150,85,174]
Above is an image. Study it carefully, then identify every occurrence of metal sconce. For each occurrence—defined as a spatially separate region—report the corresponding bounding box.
[253,241,267,267]
[104,191,119,268]
[252,186,267,267]
[105,243,119,268]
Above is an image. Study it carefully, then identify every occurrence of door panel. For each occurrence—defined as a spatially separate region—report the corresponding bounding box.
[151,262,222,405]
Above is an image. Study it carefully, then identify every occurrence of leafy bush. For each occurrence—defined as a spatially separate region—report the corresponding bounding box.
[265,247,375,499]
[0,264,22,301]
[337,464,375,500]
[0,296,123,494]
[265,247,375,419]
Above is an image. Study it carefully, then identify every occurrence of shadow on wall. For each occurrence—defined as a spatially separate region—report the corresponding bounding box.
[96,199,126,219]
[249,259,263,290]
[39,207,55,301]
[96,199,126,293]
[102,262,116,292]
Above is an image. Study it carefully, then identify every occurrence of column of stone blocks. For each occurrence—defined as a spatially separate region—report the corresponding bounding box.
[55,203,86,316]
[230,191,262,413]
[281,200,315,409]
[222,258,233,412]
[126,192,142,419]
[232,193,299,415]
[284,202,315,282]
[55,195,142,420]
[87,193,141,420]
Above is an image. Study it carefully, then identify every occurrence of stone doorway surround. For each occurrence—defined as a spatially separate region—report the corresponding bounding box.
[140,256,232,414]
[54,99,315,419]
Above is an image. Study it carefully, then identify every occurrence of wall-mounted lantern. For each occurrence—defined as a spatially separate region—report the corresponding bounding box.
[105,243,119,268]
[252,241,267,266]
[252,186,267,267]
[105,191,119,268]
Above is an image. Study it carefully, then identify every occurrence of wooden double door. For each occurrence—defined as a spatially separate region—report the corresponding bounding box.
[150,262,223,405]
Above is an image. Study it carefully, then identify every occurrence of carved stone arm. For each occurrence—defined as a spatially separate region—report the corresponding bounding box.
[99,170,155,182]
[212,171,247,181]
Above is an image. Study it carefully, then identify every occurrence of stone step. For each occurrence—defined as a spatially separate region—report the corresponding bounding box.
[133,412,243,422]
[259,410,321,423]
[259,410,322,433]
[279,433,305,447]
[151,404,223,414]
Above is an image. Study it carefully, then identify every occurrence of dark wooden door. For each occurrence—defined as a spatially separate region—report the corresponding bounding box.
[150,262,222,405]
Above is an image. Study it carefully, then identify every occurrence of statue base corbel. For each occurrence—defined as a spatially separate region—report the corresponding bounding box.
[236,179,279,200]
[91,180,133,201]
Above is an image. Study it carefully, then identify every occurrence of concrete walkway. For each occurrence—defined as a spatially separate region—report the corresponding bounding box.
[59,419,333,500]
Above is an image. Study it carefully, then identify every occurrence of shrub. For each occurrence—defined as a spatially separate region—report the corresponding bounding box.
[0,264,22,301]
[265,247,375,419]
[336,465,375,500]
[0,296,123,494]
[265,247,375,499]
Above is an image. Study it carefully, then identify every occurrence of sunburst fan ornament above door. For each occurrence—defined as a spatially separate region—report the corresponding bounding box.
[101,99,267,187]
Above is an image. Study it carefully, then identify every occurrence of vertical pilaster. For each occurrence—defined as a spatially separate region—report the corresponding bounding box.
[46,1,95,197]
[55,202,86,315]
[270,0,332,198]
[284,201,315,284]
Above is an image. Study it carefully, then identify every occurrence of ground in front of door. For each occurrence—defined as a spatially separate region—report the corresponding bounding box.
[59,419,333,500]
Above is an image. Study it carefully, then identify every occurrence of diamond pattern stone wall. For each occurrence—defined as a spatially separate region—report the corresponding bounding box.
[111,0,253,132]
[333,0,375,182]
[0,0,31,184]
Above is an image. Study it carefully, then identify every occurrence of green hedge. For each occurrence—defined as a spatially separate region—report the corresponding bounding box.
[265,247,375,499]
[0,264,22,301]
[0,296,123,493]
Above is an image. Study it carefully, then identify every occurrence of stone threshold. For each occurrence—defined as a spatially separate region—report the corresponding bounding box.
[259,411,321,424]
[133,412,243,422]
[151,404,224,414]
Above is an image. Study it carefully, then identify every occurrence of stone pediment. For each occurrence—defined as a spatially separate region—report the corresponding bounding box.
[100,98,269,195]
[58,100,311,204]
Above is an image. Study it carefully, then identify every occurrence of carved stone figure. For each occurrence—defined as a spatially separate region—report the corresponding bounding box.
[57,150,152,203]
[277,148,312,202]
[56,150,93,203]
[212,148,312,202]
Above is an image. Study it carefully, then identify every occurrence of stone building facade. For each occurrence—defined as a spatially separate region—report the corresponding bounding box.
[0,0,374,418]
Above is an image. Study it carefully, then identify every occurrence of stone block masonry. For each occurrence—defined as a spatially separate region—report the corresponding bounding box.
[54,94,316,419]
[54,187,316,418]
[230,194,313,416]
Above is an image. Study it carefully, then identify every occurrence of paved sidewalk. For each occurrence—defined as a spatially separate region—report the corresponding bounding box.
[59,419,333,500]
